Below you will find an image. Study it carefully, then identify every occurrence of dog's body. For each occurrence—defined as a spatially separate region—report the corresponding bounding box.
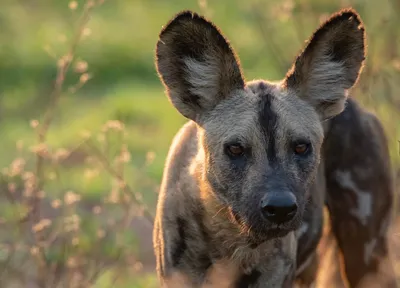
[153,8,394,288]
[296,97,394,287]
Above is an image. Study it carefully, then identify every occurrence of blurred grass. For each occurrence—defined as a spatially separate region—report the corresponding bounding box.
[0,0,399,286]
[95,271,157,288]
[2,0,399,167]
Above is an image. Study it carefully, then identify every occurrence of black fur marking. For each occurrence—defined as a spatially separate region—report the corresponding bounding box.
[259,93,278,164]
[197,254,212,272]
[192,206,213,270]
[258,81,267,90]
[193,207,210,243]
[235,269,261,288]
[180,93,202,110]
[331,36,353,63]
[171,217,187,267]
[299,10,363,62]
[249,241,258,249]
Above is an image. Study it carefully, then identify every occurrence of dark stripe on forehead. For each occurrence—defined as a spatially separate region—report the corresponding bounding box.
[259,93,278,163]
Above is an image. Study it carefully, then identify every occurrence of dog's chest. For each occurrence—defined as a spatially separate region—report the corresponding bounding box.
[204,233,297,287]
[228,240,278,273]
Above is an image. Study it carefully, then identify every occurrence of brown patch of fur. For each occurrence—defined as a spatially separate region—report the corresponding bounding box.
[163,260,240,288]
[202,259,241,288]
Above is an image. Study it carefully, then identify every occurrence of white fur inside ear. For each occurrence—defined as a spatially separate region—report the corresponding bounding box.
[308,56,345,103]
[184,55,220,107]
[305,55,349,119]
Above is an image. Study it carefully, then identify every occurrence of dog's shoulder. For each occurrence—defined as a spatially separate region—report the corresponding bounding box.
[155,119,202,225]
[158,120,201,202]
[163,120,199,183]
[324,97,391,175]
[154,120,211,282]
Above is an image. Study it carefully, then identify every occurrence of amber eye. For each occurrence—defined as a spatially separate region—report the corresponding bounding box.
[294,143,310,155]
[226,144,245,157]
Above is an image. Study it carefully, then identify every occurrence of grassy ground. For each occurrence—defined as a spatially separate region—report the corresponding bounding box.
[1,0,399,287]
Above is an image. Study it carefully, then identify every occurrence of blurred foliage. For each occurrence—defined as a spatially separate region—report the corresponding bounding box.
[0,0,399,287]
[1,0,399,170]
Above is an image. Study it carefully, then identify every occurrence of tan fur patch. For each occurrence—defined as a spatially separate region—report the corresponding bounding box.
[162,260,240,288]
[202,259,241,288]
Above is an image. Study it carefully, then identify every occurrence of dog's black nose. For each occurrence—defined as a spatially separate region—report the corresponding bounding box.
[261,193,297,224]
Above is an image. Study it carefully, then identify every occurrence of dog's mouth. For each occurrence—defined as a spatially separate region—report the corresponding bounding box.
[249,225,296,245]
[228,207,301,243]
[253,225,295,241]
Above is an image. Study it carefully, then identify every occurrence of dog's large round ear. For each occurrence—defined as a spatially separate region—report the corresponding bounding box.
[155,11,245,121]
[284,8,366,120]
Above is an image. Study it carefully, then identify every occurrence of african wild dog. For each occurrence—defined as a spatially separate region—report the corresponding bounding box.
[153,7,394,288]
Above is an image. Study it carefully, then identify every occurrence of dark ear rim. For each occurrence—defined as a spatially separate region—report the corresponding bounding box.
[155,10,245,83]
[284,7,367,87]
[158,10,202,39]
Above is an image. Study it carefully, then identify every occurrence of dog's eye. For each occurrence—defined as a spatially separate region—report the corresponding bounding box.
[294,143,310,155]
[226,144,245,157]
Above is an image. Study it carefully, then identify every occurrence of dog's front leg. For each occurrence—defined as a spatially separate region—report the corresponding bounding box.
[247,263,295,288]
[250,233,297,288]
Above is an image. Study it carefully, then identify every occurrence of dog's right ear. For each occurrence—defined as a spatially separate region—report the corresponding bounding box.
[284,8,366,121]
[155,11,245,121]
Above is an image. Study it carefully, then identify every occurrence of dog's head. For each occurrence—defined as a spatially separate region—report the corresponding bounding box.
[155,9,365,242]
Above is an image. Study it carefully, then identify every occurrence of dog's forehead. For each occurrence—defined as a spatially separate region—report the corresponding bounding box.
[204,80,322,143]
[248,80,323,139]
[246,80,278,96]
[204,91,260,143]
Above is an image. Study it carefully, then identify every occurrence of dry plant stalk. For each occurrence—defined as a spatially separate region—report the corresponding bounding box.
[31,2,97,286]
[0,0,155,287]
[34,0,96,222]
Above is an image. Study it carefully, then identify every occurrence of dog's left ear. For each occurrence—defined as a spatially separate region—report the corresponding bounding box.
[284,8,366,120]
[155,11,245,122]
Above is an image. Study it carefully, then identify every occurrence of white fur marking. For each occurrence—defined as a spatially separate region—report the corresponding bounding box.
[296,223,309,239]
[379,212,391,237]
[304,56,349,119]
[184,56,220,105]
[364,238,377,264]
[309,58,345,99]
[335,170,372,226]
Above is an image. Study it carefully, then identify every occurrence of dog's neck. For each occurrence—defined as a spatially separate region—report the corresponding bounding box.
[195,178,278,274]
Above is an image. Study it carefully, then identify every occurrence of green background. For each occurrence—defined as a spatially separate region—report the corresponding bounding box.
[1,0,399,286]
